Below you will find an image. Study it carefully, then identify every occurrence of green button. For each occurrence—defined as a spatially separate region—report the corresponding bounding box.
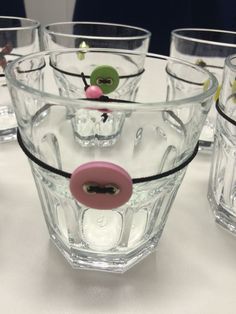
[90,65,119,94]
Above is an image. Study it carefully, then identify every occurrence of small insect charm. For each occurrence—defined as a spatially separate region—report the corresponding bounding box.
[196,59,207,68]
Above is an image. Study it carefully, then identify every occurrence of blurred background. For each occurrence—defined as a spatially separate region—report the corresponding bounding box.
[0,0,235,54]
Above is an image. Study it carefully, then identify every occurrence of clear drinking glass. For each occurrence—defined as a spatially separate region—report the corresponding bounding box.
[43,22,151,146]
[208,54,236,234]
[42,21,151,52]
[49,49,146,146]
[0,16,40,142]
[170,28,236,151]
[5,49,217,273]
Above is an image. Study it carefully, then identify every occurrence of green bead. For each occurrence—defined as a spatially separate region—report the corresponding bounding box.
[90,65,119,94]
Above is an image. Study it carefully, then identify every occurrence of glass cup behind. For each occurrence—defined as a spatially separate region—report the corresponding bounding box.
[0,16,39,142]
[43,21,151,52]
[170,28,236,152]
[5,49,217,272]
[208,54,236,233]
[42,22,151,147]
[49,49,146,146]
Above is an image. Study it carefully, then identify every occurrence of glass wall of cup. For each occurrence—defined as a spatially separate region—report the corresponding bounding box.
[0,16,40,142]
[170,28,236,152]
[5,49,217,272]
[208,53,236,234]
[43,21,151,53]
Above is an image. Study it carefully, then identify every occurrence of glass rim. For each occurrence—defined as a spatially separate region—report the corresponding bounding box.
[43,21,151,41]
[5,48,218,111]
[225,53,236,70]
[171,28,236,48]
[0,16,40,31]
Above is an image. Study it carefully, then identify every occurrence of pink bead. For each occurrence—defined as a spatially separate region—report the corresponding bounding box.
[85,85,103,99]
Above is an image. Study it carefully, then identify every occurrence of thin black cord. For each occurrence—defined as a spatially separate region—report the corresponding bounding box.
[81,72,89,89]
[0,53,22,77]
[16,60,46,74]
[17,129,199,183]
[17,130,71,179]
[165,65,204,86]
[132,142,199,183]
[49,59,145,79]
[216,100,236,126]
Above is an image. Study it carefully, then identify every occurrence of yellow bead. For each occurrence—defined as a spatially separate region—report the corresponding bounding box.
[203,79,210,91]
[77,41,90,60]
[214,85,221,102]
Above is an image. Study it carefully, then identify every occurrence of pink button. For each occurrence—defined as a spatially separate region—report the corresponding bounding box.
[69,161,133,209]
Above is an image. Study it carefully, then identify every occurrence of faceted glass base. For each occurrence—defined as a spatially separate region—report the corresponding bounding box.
[0,106,17,142]
[208,187,236,235]
[0,127,17,142]
[49,226,163,273]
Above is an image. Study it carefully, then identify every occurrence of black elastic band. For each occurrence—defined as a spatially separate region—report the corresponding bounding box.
[49,59,145,79]
[0,53,22,77]
[17,129,199,183]
[216,100,236,126]
[132,142,199,183]
[17,130,72,178]
[196,60,223,70]
[205,65,223,70]
[16,60,46,74]
[1,55,46,76]
[165,65,204,86]
[5,53,22,57]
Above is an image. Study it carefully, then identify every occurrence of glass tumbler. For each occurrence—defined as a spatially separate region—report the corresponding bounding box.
[0,16,40,142]
[49,49,146,147]
[42,21,151,52]
[5,49,217,272]
[208,54,236,234]
[43,22,151,147]
[170,28,236,151]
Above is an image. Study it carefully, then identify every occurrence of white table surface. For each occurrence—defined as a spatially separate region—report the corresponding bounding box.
[1,140,236,314]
